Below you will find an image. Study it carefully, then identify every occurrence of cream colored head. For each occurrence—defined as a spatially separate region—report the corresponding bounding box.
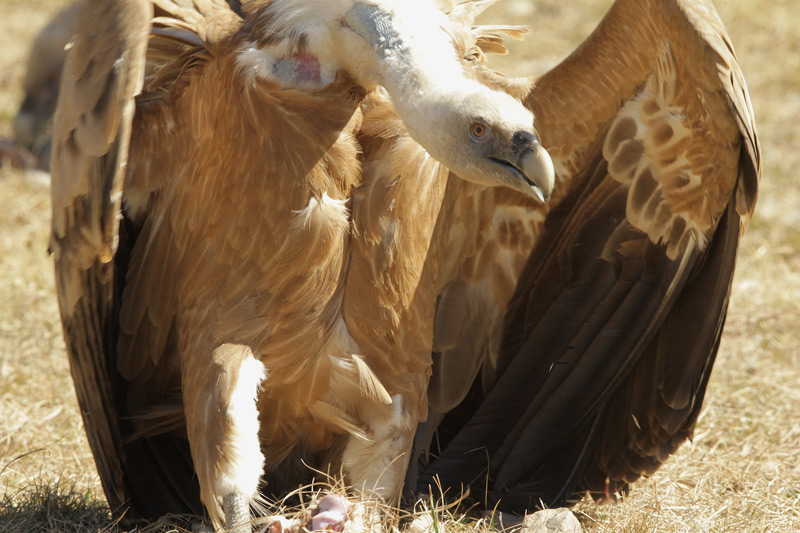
[402,81,554,201]
[339,0,555,201]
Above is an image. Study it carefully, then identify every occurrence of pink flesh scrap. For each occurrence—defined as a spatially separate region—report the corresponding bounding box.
[311,494,352,532]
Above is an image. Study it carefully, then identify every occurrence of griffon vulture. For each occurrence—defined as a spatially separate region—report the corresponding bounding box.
[50,0,553,530]
[50,0,759,531]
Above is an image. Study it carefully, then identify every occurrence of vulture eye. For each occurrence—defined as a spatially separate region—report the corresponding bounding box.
[470,122,487,140]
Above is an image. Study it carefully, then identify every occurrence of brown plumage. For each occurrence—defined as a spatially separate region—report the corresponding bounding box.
[50,0,758,529]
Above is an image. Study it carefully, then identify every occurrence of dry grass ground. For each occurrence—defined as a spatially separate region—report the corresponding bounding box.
[0,0,798,531]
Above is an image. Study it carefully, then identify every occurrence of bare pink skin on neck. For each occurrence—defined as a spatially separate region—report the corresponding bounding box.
[273,52,321,84]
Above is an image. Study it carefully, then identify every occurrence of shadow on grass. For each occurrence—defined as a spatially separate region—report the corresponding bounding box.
[0,481,114,532]
[0,481,201,532]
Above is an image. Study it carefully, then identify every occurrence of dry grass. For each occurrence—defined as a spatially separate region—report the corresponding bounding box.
[1,0,798,531]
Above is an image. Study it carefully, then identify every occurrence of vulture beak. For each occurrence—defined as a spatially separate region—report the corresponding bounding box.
[490,131,555,203]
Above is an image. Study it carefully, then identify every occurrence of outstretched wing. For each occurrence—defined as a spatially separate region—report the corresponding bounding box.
[50,0,155,520]
[416,0,759,511]
[50,0,222,524]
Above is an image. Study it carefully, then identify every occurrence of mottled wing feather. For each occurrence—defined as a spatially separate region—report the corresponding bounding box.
[417,0,759,510]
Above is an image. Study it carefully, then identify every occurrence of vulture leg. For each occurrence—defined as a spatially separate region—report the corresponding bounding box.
[341,392,417,501]
[182,343,266,531]
[225,492,253,533]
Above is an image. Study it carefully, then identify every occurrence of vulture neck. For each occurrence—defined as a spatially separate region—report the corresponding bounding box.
[343,2,470,132]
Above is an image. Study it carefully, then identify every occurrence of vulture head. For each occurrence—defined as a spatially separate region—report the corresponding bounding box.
[333,0,555,202]
[406,86,555,202]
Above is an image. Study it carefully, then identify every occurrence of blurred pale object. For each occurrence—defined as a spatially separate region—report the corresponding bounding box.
[13,0,85,171]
